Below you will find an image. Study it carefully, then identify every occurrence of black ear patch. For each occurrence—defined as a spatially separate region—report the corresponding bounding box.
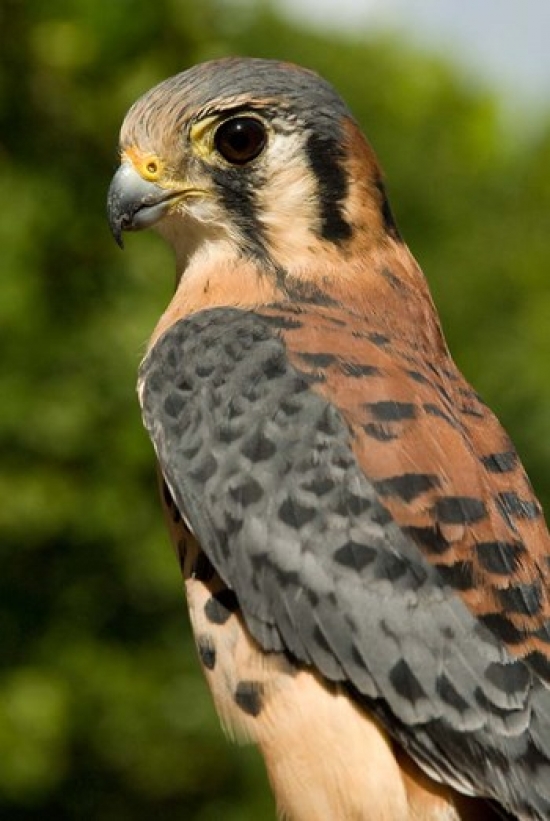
[305,132,352,243]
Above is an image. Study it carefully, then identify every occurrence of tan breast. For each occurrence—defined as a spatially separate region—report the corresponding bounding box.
[159,476,494,821]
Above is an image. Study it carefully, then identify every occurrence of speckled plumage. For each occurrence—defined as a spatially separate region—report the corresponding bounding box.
[108,57,550,820]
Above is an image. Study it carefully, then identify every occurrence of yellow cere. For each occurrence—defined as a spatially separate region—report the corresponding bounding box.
[122,147,165,182]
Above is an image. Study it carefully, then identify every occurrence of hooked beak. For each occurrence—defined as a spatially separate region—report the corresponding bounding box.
[107,163,179,248]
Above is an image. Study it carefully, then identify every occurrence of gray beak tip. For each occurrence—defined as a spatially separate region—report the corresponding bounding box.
[107,162,174,247]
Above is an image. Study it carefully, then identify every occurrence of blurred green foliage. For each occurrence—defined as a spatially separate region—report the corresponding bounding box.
[1,0,549,818]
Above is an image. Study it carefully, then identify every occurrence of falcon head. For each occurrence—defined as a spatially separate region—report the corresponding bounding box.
[107,57,400,274]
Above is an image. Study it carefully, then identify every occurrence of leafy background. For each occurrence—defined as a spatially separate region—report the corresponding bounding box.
[1,0,549,818]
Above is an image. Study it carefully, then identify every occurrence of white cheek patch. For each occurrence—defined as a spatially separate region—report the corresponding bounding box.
[256,132,320,269]
[156,199,241,273]
[184,197,224,226]
[157,132,321,273]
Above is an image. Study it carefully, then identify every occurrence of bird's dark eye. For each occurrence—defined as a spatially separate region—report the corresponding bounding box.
[214,117,267,165]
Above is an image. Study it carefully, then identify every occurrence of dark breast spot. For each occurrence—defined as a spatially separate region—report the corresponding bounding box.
[234,680,264,717]
[204,588,239,625]
[196,635,216,670]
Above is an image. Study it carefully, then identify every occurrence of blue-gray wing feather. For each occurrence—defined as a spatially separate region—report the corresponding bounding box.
[138,307,550,820]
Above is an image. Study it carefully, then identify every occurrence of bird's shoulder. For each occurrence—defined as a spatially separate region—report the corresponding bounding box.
[140,299,550,669]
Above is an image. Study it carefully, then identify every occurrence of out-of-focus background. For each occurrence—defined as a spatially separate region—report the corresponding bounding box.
[1,1,549,819]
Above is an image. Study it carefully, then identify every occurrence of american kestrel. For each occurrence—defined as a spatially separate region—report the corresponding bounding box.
[107,58,550,820]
